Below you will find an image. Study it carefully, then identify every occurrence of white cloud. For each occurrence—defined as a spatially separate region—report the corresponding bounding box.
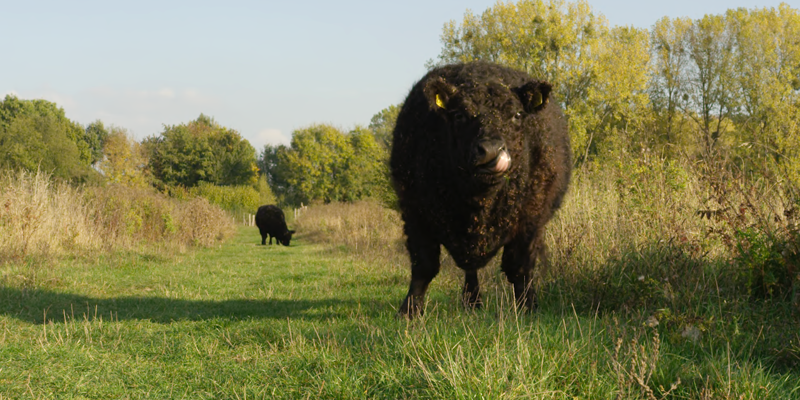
[247,128,290,151]
[156,88,175,99]
[181,89,215,106]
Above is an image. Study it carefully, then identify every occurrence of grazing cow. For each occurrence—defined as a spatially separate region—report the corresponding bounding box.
[390,61,571,317]
[255,205,295,246]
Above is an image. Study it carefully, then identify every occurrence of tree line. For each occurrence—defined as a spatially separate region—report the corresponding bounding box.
[0,94,395,208]
[433,0,800,182]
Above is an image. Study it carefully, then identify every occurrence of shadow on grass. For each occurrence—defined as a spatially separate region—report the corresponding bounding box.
[0,286,373,325]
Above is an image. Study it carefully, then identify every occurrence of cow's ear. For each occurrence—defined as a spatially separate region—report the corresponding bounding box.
[516,81,551,113]
[424,76,458,112]
[288,230,295,235]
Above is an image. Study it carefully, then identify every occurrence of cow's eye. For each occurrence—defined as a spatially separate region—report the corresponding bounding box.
[512,111,523,122]
[452,112,467,123]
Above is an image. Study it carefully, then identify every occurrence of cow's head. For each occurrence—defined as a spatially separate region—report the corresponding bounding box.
[279,230,295,246]
[423,74,552,187]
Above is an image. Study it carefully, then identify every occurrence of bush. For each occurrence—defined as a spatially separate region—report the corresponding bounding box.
[188,181,262,214]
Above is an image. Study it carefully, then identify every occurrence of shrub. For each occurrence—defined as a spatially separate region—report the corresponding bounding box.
[188,181,261,214]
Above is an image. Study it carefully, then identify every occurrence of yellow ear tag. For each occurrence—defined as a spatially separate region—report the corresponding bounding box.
[435,94,445,109]
[532,91,543,107]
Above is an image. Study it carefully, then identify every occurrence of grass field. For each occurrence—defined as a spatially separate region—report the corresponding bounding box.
[1,222,799,399]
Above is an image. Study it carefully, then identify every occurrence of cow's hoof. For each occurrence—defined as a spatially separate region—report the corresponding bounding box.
[398,296,424,319]
[462,292,483,310]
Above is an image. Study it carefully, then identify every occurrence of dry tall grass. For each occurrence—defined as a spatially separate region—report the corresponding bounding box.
[293,158,799,311]
[0,169,235,263]
[294,200,406,262]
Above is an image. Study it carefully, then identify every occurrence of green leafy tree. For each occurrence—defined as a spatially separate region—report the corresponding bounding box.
[258,144,291,196]
[341,126,390,201]
[143,114,257,188]
[208,126,259,187]
[283,124,353,203]
[0,95,96,181]
[84,120,110,165]
[368,104,401,149]
[262,124,392,205]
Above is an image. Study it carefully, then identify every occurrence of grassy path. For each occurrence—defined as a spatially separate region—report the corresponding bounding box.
[1,227,798,398]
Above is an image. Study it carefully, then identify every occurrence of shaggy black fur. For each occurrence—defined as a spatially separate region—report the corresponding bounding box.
[391,61,571,317]
[255,205,295,246]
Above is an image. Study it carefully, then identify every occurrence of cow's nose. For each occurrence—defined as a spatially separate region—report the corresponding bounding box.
[473,139,505,166]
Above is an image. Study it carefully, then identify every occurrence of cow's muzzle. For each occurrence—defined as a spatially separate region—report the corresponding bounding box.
[473,139,511,174]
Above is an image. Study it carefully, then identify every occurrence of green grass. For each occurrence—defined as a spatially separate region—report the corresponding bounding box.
[1,226,798,399]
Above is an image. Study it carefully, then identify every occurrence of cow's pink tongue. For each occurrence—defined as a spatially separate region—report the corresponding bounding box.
[493,150,511,173]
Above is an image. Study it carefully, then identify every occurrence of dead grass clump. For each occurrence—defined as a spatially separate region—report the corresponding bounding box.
[0,169,234,263]
[294,200,405,260]
[172,196,236,247]
[0,169,101,262]
[85,184,234,249]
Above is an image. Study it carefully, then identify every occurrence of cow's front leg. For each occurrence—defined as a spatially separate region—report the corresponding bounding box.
[501,234,542,312]
[462,270,483,309]
[398,234,441,319]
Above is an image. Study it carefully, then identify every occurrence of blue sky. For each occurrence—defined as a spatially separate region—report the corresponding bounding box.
[2,0,798,152]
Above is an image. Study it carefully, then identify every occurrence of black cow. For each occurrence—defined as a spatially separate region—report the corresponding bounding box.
[255,205,295,246]
[391,61,571,317]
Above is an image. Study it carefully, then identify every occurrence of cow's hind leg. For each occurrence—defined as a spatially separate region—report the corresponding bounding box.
[501,234,542,312]
[462,270,483,309]
[399,234,441,319]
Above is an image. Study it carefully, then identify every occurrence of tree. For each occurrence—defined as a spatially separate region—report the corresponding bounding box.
[260,124,392,205]
[283,124,353,203]
[341,126,390,201]
[0,95,97,181]
[728,6,800,168]
[586,25,652,159]
[368,104,401,149]
[433,0,610,162]
[258,144,291,194]
[685,14,737,155]
[143,114,257,188]
[84,120,110,165]
[649,16,693,148]
[208,126,259,187]
[99,126,147,187]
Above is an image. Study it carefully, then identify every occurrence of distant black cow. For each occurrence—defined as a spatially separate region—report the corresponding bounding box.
[391,61,571,317]
[255,205,295,246]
